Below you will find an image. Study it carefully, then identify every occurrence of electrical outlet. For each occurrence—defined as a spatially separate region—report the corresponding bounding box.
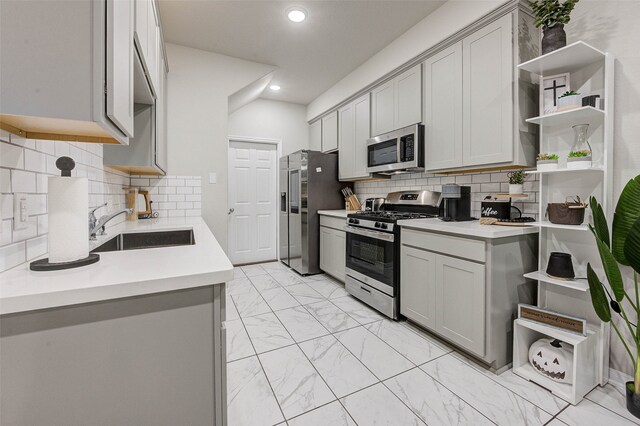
[209,172,217,184]
[13,193,28,230]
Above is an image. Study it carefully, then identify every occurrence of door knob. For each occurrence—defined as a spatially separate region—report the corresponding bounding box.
[228,208,235,215]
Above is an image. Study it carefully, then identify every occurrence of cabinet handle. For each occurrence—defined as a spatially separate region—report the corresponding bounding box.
[360,286,371,294]
[228,208,235,215]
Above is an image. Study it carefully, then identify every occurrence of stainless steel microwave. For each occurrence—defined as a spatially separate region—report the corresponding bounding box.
[366,124,424,174]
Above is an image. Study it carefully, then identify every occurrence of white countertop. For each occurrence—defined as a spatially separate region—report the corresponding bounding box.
[0,217,233,315]
[317,210,349,218]
[398,218,539,239]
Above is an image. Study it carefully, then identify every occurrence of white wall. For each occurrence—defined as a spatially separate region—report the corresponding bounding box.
[228,99,309,156]
[165,44,275,250]
[565,0,640,376]
[306,0,506,121]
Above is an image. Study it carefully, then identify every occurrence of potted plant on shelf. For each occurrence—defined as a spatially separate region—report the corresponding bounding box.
[537,153,560,171]
[530,0,580,54]
[586,175,640,419]
[567,150,592,169]
[557,90,582,111]
[508,170,527,195]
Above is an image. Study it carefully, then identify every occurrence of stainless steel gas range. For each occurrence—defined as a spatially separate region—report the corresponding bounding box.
[345,190,441,319]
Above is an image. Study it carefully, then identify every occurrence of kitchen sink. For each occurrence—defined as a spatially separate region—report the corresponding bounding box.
[91,230,195,253]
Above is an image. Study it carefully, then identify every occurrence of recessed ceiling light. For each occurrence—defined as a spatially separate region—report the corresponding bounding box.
[287,8,306,23]
[270,85,281,91]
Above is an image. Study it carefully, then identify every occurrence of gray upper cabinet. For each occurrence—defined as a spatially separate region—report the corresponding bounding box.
[462,14,513,167]
[371,63,422,137]
[134,0,160,97]
[321,111,338,153]
[309,120,322,151]
[371,80,395,136]
[0,0,134,145]
[423,42,463,170]
[104,0,168,175]
[106,0,135,139]
[339,93,370,181]
[423,12,538,172]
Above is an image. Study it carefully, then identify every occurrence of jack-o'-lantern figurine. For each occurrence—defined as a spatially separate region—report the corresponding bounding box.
[528,338,573,383]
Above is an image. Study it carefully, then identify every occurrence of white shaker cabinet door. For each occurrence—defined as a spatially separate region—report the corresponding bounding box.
[332,229,346,282]
[462,14,514,167]
[106,0,135,137]
[135,0,149,60]
[338,102,355,180]
[394,63,422,129]
[424,42,463,170]
[309,120,322,151]
[353,93,371,179]
[435,255,486,356]
[400,246,437,330]
[319,226,331,273]
[371,80,395,136]
[321,111,338,152]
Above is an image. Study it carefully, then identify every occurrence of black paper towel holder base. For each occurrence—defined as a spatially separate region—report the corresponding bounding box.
[30,253,100,271]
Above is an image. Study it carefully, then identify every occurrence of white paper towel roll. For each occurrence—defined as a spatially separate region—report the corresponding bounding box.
[48,177,89,263]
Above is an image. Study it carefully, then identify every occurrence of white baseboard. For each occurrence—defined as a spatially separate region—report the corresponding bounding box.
[609,367,633,387]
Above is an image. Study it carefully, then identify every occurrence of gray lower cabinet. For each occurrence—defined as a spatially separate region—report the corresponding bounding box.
[0,285,227,425]
[400,227,537,370]
[319,215,346,282]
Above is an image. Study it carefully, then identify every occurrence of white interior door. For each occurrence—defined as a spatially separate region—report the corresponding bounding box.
[228,141,278,265]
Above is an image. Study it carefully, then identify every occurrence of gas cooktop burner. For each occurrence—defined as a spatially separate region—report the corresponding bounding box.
[348,210,437,222]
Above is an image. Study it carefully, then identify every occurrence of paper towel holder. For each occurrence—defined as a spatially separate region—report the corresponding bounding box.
[30,155,101,271]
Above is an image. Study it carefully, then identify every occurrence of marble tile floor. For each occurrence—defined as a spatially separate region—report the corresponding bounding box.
[227,262,636,426]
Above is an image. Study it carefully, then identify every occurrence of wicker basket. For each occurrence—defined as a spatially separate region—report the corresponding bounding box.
[546,200,586,225]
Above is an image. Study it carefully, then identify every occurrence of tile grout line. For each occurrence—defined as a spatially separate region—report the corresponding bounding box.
[447,350,569,418]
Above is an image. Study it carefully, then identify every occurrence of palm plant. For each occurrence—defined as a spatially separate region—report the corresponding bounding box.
[587,175,640,394]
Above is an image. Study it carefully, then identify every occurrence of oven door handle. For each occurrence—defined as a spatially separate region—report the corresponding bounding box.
[345,225,395,242]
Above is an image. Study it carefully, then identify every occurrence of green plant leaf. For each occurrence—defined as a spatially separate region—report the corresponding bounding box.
[587,263,611,322]
[613,176,640,265]
[624,217,640,275]
[593,234,625,301]
[590,196,610,248]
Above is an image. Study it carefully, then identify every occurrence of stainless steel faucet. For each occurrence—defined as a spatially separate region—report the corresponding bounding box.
[89,203,133,240]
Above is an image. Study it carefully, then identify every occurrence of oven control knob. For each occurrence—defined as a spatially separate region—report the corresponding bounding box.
[380,223,388,229]
[374,222,381,228]
[349,218,359,225]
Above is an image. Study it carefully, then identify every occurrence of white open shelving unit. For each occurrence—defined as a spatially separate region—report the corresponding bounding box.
[513,41,614,405]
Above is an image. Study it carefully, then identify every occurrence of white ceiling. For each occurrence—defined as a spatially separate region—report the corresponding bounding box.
[158,1,446,105]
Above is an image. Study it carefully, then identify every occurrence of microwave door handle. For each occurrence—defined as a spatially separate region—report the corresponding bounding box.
[397,137,402,164]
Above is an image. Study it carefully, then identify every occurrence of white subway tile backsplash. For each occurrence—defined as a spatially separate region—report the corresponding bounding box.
[0,241,26,271]
[0,220,11,246]
[1,194,12,219]
[355,168,539,220]
[26,235,47,260]
[11,169,36,193]
[1,142,24,169]
[0,169,11,193]
[24,149,47,173]
[176,187,192,195]
[159,186,176,195]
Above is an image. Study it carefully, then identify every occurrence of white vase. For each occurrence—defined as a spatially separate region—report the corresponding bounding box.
[537,160,559,171]
[567,157,592,170]
[557,95,582,112]
[509,184,524,195]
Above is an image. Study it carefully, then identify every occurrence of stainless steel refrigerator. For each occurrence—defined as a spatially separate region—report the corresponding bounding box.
[279,150,343,275]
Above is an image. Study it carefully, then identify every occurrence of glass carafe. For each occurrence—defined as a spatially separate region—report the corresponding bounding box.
[571,124,592,156]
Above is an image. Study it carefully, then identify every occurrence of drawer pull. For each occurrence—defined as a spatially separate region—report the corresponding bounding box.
[360,286,372,294]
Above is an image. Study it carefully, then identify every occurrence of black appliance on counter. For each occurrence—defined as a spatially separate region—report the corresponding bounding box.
[345,190,441,319]
[439,184,471,222]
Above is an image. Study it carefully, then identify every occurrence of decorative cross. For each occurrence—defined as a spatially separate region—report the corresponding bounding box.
[544,79,567,106]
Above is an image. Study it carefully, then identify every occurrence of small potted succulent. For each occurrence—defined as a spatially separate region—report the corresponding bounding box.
[508,170,527,195]
[567,149,592,169]
[537,153,560,171]
[530,0,580,54]
[557,90,582,111]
